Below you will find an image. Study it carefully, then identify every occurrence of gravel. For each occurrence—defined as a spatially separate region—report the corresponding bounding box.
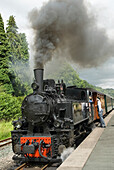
[0,144,15,170]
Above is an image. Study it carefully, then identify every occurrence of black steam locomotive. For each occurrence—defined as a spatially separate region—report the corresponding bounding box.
[11,69,96,163]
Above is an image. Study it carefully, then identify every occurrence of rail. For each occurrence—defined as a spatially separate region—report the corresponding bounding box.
[15,163,27,170]
[15,163,49,170]
[0,137,12,148]
[41,163,49,170]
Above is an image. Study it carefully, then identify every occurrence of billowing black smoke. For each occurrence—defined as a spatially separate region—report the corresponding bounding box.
[28,0,114,69]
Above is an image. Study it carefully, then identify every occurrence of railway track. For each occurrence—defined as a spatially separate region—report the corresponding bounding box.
[15,163,27,170]
[0,137,12,148]
[15,163,49,170]
[15,162,61,170]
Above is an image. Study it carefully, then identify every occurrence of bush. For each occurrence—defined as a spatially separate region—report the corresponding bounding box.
[0,92,24,121]
[0,121,13,140]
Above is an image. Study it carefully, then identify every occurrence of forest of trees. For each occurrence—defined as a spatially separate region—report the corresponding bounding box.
[0,14,30,96]
[0,14,31,120]
[0,13,114,121]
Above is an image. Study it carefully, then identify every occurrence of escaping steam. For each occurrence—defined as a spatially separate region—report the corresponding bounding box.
[29,0,114,69]
[61,147,74,162]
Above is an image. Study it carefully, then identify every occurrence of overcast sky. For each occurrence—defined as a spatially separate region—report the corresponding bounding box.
[0,0,114,89]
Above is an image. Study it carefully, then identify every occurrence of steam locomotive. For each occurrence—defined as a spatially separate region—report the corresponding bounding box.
[11,69,114,163]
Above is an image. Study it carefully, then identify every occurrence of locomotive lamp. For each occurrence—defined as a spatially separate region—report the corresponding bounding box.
[15,121,22,129]
[31,82,39,91]
[12,119,22,129]
[54,121,60,128]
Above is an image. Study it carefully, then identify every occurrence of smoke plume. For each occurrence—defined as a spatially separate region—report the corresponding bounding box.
[28,0,114,69]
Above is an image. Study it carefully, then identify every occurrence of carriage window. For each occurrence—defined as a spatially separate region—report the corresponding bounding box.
[81,91,86,100]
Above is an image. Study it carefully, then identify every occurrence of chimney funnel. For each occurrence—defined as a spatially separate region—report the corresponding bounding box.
[34,69,44,93]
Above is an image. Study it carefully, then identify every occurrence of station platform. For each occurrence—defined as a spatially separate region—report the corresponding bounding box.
[57,110,114,170]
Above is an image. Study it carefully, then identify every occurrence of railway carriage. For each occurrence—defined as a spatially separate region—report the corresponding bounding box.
[87,88,113,120]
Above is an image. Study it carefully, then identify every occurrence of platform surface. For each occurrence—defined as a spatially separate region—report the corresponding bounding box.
[58,110,114,170]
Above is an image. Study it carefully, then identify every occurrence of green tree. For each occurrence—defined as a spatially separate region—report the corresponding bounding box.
[18,33,29,62]
[0,14,14,93]
[6,16,30,96]
[6,16,29,63]
[6,15,19,63]
[46,62,94,88]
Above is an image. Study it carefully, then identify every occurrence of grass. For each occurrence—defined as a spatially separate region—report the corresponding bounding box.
[0,121,13,140]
